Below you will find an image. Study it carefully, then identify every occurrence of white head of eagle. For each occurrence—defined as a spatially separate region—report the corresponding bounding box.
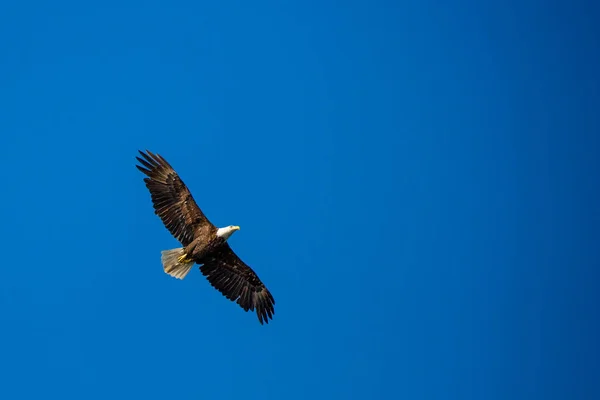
[216,225,240,240]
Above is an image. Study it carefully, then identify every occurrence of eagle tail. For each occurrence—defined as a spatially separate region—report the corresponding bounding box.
[161,248,194,280]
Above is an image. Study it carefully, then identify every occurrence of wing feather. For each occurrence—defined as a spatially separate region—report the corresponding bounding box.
[200,244,275,324]
[136,150,213,246]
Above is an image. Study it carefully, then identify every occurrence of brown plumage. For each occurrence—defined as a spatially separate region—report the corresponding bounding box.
[136,150,275,325]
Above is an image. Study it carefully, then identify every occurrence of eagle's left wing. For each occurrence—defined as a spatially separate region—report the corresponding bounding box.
[136,150,214,246]
[200,243,275,325]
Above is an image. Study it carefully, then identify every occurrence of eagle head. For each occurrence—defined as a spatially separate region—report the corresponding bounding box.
[216,225,240,240]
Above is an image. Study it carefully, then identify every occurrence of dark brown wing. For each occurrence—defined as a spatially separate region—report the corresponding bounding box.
[200,243,275,325]
[136,150,214,246]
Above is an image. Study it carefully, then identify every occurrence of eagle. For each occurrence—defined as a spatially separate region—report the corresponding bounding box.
[135,150,275,324]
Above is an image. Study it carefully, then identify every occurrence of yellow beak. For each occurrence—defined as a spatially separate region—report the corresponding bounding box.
[232,226,240,231]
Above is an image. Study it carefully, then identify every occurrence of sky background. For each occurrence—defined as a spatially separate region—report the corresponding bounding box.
[0,1,598,399]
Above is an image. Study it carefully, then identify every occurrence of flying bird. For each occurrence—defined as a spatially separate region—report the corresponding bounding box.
[135,150,275,324]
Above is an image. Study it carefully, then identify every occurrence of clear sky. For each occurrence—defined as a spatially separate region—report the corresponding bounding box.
[0,1,598,399]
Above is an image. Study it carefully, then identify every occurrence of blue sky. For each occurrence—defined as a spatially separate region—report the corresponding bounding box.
[1,1,598,399]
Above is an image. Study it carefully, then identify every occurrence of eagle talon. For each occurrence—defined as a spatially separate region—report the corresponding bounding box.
[178,254,191,263]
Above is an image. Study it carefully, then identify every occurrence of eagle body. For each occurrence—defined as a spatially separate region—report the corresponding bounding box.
[183,225,222,260]
[136,150,275,324]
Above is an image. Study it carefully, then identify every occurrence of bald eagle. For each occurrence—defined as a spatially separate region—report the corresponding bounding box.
[135,150,275,324]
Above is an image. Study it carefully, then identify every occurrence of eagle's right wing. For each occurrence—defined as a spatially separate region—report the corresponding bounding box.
[136,150,213,246]
[200,243,275,325]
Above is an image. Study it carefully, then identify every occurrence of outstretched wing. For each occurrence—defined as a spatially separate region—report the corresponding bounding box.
[200,243,275,325]
[136,150,214,246]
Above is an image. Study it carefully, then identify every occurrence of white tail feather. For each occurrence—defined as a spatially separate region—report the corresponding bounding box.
[161,248,194,280]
